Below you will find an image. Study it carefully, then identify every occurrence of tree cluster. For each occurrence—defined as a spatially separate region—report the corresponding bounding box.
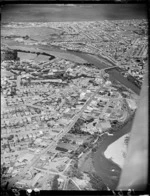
[2,49,18,61]
[70,119,87,135]
[51,175,59,190]
[68,165,83,180]
[89,173,107,190]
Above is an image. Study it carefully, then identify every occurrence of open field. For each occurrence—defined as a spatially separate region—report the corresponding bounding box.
[78,151,95,174]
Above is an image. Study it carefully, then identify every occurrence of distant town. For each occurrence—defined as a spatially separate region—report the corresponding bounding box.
[1,19,147,190]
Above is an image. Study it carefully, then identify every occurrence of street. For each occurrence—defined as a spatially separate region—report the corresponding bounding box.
[8,84,103,188]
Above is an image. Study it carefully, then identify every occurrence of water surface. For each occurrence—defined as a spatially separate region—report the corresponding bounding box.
[93,118,134,189]
[2,4,147,23]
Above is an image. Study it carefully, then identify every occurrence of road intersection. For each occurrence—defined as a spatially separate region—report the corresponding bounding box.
[7,84,103,189]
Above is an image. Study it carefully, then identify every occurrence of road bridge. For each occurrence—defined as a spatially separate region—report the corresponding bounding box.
[103,66,119,71]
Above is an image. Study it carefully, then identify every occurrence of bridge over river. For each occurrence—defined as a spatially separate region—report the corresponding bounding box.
[5,41,142,190]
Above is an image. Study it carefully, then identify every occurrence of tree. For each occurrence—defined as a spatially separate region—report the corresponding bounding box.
[7,135,14,140]
[71,166,83,180]
[89,173,107,190]
[92,147,97,153]
[2,144,7,149]
[82,142,89,149]
[51,175,59,190]
[72,140,76,145]
[1,166,7,174]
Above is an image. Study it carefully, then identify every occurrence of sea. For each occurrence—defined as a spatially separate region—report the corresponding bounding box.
[1,4,147,23]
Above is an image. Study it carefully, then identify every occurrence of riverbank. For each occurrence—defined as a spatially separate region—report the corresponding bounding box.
[2,38,113,68]
[3,40,87,64]
[92,117,134,190]
[107,69,141,95]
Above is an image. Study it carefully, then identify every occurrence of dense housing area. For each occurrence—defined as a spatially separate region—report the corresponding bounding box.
[1,19,147,190]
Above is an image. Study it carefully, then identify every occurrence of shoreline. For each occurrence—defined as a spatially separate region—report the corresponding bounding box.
[92,117,134,189]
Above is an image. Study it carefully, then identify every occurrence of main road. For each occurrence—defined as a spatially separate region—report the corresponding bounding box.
[6,40,141,95]
[8,84,103,188]
[5,39,141,189]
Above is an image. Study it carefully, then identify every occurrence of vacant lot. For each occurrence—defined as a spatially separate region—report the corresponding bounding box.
[78,151,95,174]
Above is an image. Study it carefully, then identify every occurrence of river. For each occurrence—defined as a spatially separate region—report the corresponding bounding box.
[3,39,112,69]
[2,4,145,189]
[3,39,138,190]
[107,69,141,95]
[93,118,134,190]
